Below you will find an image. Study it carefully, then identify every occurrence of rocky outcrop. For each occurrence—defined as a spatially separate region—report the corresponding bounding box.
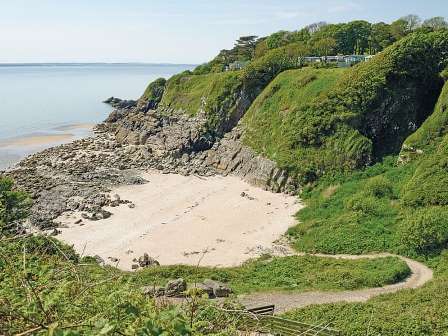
[111,108,213,157]
[203,127,297,194]
[103,97,137,109]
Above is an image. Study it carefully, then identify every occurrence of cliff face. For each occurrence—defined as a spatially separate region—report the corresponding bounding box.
[100,31,448,193]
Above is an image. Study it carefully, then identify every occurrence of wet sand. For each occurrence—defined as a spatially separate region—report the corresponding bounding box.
[0,124,94,170]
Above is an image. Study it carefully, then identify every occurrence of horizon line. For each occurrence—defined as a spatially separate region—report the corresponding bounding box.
[0,62,198,67]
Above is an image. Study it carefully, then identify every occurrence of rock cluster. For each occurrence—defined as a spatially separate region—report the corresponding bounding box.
[2,95,298,230]
[103,97,137,109]
[141,278,232,299]
[135,253,160,269]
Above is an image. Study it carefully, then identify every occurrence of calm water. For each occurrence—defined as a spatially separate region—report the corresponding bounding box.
[0,63,194,169]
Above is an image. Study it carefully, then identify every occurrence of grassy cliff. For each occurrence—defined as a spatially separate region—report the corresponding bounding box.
[284,75,448,334]
[242,67,345,171]
[240,31,448,184]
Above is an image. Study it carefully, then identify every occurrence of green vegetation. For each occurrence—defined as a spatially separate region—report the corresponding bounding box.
[283,70,448,334]
[159,43,308,134]
[1,176,410,335]
[243,31,448,184]
[0,235,241,335]
[195,15,447,75]
[402,80,448,153]
[243,67,345,167]
[134,255,409,294]
[140,77,167,109]
[287,157,412,254]
[283,253,448,335]
[160,70,242,128]
[0,177,30,234]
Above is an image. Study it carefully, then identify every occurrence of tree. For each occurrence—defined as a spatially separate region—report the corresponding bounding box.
[312,37,337,57]
[400,14,422,32]
[266,30,291,49]
[369,22,395,53]
[390,19,408,39]
[234,35,258,60]
[423,17,448,30]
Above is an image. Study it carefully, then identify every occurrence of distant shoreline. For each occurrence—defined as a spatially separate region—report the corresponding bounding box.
[0,62,198,67]
[0,123,94,149]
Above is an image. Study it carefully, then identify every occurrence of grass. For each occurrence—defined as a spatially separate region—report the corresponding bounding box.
[242,31,448,184]
[283,252,448,336]
[287,157,416,254]
[160,71,242,118]
[242,67,345,165]
[0,235,410,334]
[134,255,410,294]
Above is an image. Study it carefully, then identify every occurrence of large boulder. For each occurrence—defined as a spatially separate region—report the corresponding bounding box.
[202,279,232,298]
[141,285,165,297]
[138,253,160,268]
[165,278,187,297]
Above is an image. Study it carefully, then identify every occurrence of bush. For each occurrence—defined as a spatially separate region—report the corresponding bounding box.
[402,152,448,207]
[346,194,381,215]
[0,177,30,234]
[398,207,448,254]
[364,176,394,198]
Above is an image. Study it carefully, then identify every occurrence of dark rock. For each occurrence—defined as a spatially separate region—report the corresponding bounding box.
[202,279,232,298]
[141,285,165,297]
[193,283,214,298]
[165,278,187,297]
[138,253,160,268]
[93,255,105,265]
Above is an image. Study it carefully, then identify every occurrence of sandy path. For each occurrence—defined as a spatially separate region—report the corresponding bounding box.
[57,171,301,269]
[240,253,433,314]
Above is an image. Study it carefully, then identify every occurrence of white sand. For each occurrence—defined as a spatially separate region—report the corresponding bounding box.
[57,171,301,270]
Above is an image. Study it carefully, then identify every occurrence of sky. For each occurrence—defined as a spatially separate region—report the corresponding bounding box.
[1,0,447,64]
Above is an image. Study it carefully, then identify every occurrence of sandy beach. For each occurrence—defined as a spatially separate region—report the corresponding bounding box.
[0,123,94,148]
[0,133,75,148]
[57,171,301,270]
[0,123,95,170]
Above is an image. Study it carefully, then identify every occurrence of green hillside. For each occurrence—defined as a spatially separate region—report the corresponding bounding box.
[4,17,448,336]
[241,31,448,184]
[284,74,448,334]
[242,67,345,170]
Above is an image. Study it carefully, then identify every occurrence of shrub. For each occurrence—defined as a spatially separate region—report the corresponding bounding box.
[402,152,448,207]
[364,176,394,198]
[346,194,380,215]
[0,177,30,234]
[398,207,448,254]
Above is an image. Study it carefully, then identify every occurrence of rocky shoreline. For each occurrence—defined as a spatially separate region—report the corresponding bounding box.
[3,99,298,231]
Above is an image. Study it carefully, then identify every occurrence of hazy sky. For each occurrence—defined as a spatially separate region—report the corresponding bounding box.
[1,0,447,64]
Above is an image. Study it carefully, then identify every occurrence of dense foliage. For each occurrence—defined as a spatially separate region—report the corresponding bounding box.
[242,67,345,166]
[242,31,448,184]
[191,15,447,75]
[284,71,448,334]
[0,176,30,234]
[159,43,310,134]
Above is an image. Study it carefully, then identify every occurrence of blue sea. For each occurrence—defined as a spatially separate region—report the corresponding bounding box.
[0,63,194,169]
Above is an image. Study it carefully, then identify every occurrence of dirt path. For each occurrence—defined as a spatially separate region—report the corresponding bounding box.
[239,253,433,314]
